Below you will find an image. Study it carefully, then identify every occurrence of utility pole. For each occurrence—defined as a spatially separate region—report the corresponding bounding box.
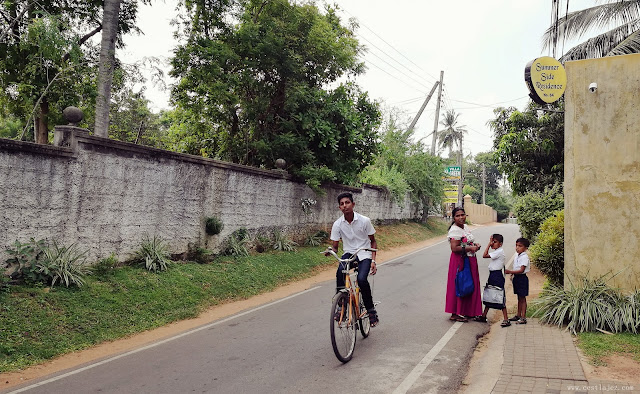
[458,133,463,207]
[482,163,486,205]
[430,70,444,155]
[408,82,440,132]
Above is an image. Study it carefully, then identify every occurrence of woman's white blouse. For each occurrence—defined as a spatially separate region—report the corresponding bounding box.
[448,224,475,256]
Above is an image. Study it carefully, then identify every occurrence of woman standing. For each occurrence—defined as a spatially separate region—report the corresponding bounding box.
[445,207,482,322]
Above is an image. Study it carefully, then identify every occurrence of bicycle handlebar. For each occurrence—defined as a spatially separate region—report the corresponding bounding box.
[322,246,377,264]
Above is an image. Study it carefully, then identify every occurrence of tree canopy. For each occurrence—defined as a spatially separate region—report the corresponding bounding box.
[169,0,381,187]
[488,100,564,195]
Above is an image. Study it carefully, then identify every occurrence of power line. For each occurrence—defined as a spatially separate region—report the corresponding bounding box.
[363,60,428,95]
[363,51,433,91]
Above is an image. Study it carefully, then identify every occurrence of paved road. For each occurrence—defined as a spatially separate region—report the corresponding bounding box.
[4,224,521,394]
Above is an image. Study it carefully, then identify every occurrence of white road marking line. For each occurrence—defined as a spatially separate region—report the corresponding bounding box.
[7,286,322,394]
[392,321,464,394]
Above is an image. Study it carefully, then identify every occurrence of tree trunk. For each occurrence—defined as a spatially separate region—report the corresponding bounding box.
[35,98,49,144]
[94,0,122,138]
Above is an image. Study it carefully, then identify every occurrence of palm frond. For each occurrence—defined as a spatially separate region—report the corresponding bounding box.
[561,24,640,61]
[543,1,640,51]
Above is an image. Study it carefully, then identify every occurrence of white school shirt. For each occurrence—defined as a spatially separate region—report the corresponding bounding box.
[513,251,530,274]
[447,224,475,256]
[488,247,506,271]
[330,211,376,260]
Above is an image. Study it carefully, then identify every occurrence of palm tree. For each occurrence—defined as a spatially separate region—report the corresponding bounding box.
[438,110,467,159]
[543,1,640,61]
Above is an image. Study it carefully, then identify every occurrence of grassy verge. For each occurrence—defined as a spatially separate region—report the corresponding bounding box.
[577,332,640,366]
[0,219,448,373]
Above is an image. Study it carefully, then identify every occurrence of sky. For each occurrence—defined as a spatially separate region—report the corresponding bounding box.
[121,0,593,158]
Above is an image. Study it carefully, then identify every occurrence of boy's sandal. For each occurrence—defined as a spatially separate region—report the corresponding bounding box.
[516,318,527,324]
[508,315,521,321]
[500,320,511,327]
[473,316,487,322]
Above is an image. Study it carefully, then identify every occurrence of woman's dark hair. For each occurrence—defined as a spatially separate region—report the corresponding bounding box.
[449,207,466,228]
[337,192,354,203]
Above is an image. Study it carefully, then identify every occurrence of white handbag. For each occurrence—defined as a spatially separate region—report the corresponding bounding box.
[482,284,505,306]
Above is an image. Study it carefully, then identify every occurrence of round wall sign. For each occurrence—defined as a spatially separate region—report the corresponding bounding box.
[524,56,566,105]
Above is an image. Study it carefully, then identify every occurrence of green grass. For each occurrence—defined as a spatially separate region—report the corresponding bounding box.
[0,219,448,373]
[577,332,640,366]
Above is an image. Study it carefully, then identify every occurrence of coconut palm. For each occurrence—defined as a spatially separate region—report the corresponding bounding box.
[543,1,640,61]
[438,110,467,157]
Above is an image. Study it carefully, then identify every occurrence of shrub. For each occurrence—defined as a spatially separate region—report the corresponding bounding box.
[304,230,329,246]
[92,254,119,277]
[253,234,271,253]
[532,273,640,334]
[40,242,91,287]
[513,183,564,240]
[205,216,224,236]
[186,243,213,264]
[530,210,564,286]
[224,229,249,257]
[134,235,173,272]
[272,229,297,252]
[4,238,48,284]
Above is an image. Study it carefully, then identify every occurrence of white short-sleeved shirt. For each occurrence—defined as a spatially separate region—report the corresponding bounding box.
[488,247,506,271]
[447,224,475,256]
[330,211,376,260]
[513,251,530,274]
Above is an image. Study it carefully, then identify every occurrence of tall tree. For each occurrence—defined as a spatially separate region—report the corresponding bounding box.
[170,0,381,187]
[543,0,640,61]
[438,109,467,160]
[94,0,122,138]
[0,0,148,142]
[488,100,564,195]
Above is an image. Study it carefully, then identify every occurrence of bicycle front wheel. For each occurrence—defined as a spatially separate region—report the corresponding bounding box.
[358,298,370,338]
[330,292,357,363]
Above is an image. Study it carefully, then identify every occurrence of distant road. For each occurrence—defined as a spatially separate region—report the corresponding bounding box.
[4,224,521,394]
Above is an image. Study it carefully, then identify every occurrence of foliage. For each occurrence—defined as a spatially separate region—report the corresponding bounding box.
[133,235,172,272]
[489,100,564,195]
[0,0,150,140]
[92,254,119,277]
[542,1,640,62]
[438,109,467,157]
[512,183,564,241]
[272,229,297,252]
[530,210,565,286]
[366,113,445,216]
[224,229,249,257]
[40,242,91,287]
[532,274,640,335]
[205,216,224,236]
[360,165,410,204]
[462,152,512,221]
[304,230,329,246]
[4,238,48,284]
[170,0,381,186]
[253,234,271,254]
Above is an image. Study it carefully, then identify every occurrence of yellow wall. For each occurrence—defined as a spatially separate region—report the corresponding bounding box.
[564,54,640,291]
[463,195,497,225]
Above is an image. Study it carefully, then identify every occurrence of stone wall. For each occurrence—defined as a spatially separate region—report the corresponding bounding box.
[463,195,497,225]
[564,54,640,291]
[0,126,415,263]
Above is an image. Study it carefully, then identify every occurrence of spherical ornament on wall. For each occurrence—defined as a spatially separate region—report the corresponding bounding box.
[275,158,286,169]
[63,106,84,126]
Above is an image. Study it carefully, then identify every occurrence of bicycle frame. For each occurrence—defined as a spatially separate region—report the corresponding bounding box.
[328,247,375,323]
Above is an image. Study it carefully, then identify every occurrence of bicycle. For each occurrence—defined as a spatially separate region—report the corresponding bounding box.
[324,246,377,363]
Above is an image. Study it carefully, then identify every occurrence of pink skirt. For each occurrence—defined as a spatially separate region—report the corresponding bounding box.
[445,252,482,316]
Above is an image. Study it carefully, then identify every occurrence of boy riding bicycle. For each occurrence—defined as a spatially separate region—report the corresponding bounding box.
[329,192,379,327]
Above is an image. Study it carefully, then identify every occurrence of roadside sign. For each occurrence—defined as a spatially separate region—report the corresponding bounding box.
[443,184,458,203]
[444,166,461,180]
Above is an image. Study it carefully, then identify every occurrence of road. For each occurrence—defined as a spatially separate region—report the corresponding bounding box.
[4,224,521,394]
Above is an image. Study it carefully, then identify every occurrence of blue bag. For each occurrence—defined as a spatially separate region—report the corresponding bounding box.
[455,255,474,297]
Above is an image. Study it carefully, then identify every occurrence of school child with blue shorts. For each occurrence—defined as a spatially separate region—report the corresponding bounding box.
[505,237,530,324]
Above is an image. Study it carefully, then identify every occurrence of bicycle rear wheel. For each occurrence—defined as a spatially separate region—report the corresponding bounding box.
[330,292,357,363]
[358,298,370,338]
